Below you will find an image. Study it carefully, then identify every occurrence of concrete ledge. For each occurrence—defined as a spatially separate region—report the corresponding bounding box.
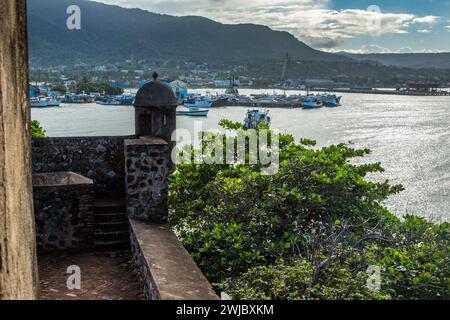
[130,219,219,300]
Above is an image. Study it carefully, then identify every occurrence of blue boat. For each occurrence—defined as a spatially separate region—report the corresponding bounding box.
[302,95,323,109]
[120,94,135,105]
[319,94,342,107]
[96,97,121,105]
[243,108,271,129]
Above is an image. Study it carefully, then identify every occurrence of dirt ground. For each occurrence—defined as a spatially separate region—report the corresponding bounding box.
[38,252,144,300]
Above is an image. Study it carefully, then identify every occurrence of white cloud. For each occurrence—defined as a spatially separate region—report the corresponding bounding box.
[94,0,441,48]
[329,44,444,54]
[412,16,440,24]
[417,29,432,33]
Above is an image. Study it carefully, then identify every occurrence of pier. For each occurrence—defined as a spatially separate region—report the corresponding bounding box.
[212,100,301,108]
[312,83,450,96]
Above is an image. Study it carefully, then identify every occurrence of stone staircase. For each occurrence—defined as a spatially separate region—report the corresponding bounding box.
[94,198,130,252]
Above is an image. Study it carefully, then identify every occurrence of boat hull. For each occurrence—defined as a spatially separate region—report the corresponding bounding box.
[184,102,213,108]
[302,103,323,109]
[46,101,61,107]
[96,101,121,105]
[30,102,49,108]
[177,110,209,116]
[324,101,340,107]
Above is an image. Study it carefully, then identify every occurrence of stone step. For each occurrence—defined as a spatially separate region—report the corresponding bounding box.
[95,221,130,233]
[94,212,128,223]
[94,198,126,214]
[94,230,130,242]
[94,239,130,252]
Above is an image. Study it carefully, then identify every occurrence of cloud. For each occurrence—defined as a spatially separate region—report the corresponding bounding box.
[417,29,432,33]
[94,0,442,48]
[412,16,440,24]
[302,36,345,49]
[330,44,443,54]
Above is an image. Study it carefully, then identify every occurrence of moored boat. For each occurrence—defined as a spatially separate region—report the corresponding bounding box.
[243,108,271,129]
[319,94,342,107]
[30,97,48,108]
[183,95,215,108]
[120,94,135,105]
[63,93,95,103]
[176,107,209,117]
[96,97,122,105]
[45,97,61,107]
[302,95,323,109]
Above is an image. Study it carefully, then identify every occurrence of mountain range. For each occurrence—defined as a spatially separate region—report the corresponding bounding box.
[27,0,347,66]
[342,53,450,69]
[28,0,450,70]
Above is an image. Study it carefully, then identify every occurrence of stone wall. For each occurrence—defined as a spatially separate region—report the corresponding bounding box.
[33,172,95,251]
[125,138,170,222]
[130,227,159,299]
[130,219,219,300]
[32,136,135,197]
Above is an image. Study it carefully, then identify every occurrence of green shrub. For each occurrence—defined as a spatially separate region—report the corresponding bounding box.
[31,120,46,138]
[223,258,390,300]
[169,120,449,300]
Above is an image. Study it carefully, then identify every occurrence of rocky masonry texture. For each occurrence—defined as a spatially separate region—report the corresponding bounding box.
[33,172,95,250]
[130,219,219,300]
[32,136,134,196]
[125,138,170,222]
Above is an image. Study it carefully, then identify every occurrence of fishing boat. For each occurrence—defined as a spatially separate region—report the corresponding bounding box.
[176,107,209,117]
[243,108,271,129]
[302,95,323,109]
[63,93,95,103]
[30,97,48,108]
[45,97,61,107]
[319,94,342,107]
[183,95,215,108]
[120,94,135,105]
[96,97,122,105]
[225,77,239,95]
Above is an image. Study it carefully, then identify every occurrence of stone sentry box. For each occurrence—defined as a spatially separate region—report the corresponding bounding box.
[127,76,218,299]
[32,172,95,250]
[125,73,177,222]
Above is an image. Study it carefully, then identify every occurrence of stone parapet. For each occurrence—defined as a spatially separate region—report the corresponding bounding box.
[130,219,219,300]
[125,137,170,222]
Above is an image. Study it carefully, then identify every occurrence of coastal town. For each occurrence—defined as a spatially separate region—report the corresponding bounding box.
[29,59,450,113]
[2,0,449,306]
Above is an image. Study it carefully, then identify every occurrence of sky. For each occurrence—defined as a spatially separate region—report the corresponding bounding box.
[93,0,450,53]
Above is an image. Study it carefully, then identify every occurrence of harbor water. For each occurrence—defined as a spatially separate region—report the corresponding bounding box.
[31,89,450,221]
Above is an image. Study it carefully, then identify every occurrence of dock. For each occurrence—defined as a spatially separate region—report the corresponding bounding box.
[313,88,450,96]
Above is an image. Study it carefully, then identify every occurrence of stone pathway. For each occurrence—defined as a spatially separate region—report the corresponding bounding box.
[38,252,143,300]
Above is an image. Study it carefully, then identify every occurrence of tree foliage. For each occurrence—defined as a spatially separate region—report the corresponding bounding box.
[31,120,46,138]
[169,120,449,300]
[76,76,123,95]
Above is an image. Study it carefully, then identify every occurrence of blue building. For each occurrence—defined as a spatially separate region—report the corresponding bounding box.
[169,80,188,99]
[29,84,39,97]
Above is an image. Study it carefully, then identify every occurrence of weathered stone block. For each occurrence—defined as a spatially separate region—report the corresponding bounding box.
[32,136,134,197]
[32,172,95,251]
[125,138,170,222]
[130,219,219,300]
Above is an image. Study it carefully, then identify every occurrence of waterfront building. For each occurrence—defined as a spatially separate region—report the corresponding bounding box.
[169,80,188,99]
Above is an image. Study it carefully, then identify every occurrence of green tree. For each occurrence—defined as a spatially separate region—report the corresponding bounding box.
[169,120,449,300]
[31,120,46,138]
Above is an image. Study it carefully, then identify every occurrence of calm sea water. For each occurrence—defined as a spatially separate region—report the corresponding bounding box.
[31,89,450,221]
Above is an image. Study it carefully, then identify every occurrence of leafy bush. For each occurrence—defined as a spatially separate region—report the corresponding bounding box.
[31,120,46,138]
[169,120,449,300]
[76,76,123,95]
[222,258,390,300]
